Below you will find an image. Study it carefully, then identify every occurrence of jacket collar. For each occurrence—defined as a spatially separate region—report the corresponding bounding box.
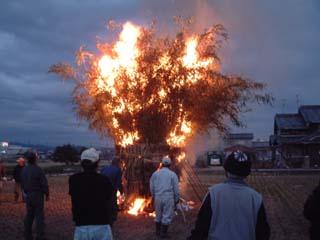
[225,176,248,186]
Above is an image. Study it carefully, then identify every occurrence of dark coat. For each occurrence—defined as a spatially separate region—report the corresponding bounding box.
[21,164,49,196]
[304,184,320,240]
[69,171,114,226]
[100,165,123,193]
[0,163,5,179]
[13,165,24,183]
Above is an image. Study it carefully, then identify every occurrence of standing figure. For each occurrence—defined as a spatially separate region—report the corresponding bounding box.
[304,181,320,240]
[69,148,114,240]
[101,156,124,225]
[13,157,26,202]
[0,158,6,204]
[188,151,270,240]
[150,156,179,238]
[21,151,49,240]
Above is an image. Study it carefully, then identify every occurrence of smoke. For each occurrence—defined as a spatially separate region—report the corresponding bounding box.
[185,129,224,164]
[134,0,214,37]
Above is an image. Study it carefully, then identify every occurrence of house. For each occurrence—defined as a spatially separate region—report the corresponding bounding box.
[252,141,272,161]
[224,133,254,148]
[270,105,320,168]
[222,133,255,161]
[224,144,254,156]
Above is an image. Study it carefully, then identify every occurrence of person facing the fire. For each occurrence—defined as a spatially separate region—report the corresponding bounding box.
[0,158,6,205]
[13,157,26,202]
[150,156,179,238]
[100,156,124,225]
[21,151,49,240]
[187,151,270,240]
[304,179,320,240]
[69,148,114,240]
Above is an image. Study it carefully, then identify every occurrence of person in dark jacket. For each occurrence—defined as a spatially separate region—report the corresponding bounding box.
[188,151,270,240]
[0,158,6,205]
[69,148,114,240]
[304,181,320,240]
[100,156,124,225]
[13,157,26,202]
[21,151,49,240]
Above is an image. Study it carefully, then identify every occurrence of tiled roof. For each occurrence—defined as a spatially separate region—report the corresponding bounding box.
[299,105,320,124]
[252,141,270,148]
[272,135,303,144]
[275,114,306,129]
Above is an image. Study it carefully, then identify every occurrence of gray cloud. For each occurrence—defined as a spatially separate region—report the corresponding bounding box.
[0,0,319,146]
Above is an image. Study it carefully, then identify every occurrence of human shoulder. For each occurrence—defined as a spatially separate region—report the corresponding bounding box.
[97,172,108,180]
[151,169,160,178]
[208,182,226,192]
[151,169,158,176]
[97,173,112,184]
[168,169,178,178]
[245,185,262,198]
[22,165,33,173]
[69,172,83,182]
[101,165,109,172]
[35,164,45,172]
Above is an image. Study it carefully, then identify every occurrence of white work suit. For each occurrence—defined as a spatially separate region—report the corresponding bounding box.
[150,167,179,225]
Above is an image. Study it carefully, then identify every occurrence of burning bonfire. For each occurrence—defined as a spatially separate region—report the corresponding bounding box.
[49,18,271,216]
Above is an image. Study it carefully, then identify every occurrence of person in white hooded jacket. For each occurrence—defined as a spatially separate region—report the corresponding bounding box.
[150,156,179,238]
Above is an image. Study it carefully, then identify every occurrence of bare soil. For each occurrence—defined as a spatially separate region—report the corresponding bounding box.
[0,172,318,240]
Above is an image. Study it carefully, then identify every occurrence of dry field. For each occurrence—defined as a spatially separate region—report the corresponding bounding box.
[0,172,318,240]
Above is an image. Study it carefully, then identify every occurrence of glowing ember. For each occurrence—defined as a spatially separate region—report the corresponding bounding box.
[148,212,156,217]
[116,190,125,206]
[127,198,149,216]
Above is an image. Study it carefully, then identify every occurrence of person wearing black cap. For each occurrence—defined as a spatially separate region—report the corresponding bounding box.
[304,180,320,240]
[21,151,49,240]
[187,151,270,240]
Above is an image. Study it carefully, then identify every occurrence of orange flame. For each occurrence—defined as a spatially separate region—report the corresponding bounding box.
[166,117,192,147]
[95,22,216,147]
[116,190,125,206]
[177,151,186,162]
[127,198,149,216]
[50,19,268,153]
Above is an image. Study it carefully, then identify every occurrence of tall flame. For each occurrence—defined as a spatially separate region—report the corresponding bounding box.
[59,21,225,148]
[98,22,140,95]
[97,22,205,147]
[51,20,269,155]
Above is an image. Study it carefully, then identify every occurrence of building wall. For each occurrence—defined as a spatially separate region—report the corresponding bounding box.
[224,139,253,148]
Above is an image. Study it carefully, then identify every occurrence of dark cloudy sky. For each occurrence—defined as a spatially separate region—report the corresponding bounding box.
[0,0,319,147]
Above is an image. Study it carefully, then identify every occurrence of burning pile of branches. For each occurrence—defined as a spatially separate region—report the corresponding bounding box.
[49,19,271,149]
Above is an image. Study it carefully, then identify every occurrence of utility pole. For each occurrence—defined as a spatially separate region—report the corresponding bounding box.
[281,99,287,113]
[296,94,301,109]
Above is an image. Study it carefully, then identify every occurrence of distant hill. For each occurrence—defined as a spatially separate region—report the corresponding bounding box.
[9,142,55,152]
[8,142,114,152]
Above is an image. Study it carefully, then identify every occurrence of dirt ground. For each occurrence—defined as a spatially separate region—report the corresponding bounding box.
[0,172,318,240]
